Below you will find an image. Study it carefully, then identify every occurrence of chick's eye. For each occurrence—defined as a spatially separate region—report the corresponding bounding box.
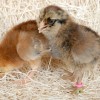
[47,18,56,25]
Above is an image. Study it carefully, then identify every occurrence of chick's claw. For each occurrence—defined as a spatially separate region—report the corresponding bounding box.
[71,86,85,94]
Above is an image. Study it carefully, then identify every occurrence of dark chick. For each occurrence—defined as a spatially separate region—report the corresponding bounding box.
[37,5,100,93]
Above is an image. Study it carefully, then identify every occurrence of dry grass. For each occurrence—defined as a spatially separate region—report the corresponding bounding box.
[0,0,100,99]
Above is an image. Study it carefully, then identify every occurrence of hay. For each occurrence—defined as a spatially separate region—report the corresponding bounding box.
[0,0,100,99]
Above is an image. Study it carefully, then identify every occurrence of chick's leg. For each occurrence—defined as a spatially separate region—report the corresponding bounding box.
[71,65,85,94]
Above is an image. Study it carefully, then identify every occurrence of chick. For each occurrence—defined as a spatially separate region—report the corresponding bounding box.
[37,5,100,93]
[0,20,50,79]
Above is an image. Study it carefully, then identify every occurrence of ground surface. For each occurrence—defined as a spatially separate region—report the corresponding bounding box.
[0,0,100,100]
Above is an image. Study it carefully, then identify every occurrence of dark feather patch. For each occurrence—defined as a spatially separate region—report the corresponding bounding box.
[85,27,99,37]
[57,19,66,24]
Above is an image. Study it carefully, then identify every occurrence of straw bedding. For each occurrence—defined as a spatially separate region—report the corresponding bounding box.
[0,0,100,99]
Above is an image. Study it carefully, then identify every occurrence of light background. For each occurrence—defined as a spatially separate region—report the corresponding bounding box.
[0,0,100,99]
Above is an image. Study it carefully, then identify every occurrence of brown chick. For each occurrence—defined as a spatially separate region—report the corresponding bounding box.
[0,20,50,78]
[37,5,100,93]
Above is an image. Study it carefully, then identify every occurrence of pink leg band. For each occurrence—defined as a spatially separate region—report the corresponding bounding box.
[74,82,83,88]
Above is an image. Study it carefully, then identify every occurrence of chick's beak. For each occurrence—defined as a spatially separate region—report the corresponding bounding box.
[38,21,47,33]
